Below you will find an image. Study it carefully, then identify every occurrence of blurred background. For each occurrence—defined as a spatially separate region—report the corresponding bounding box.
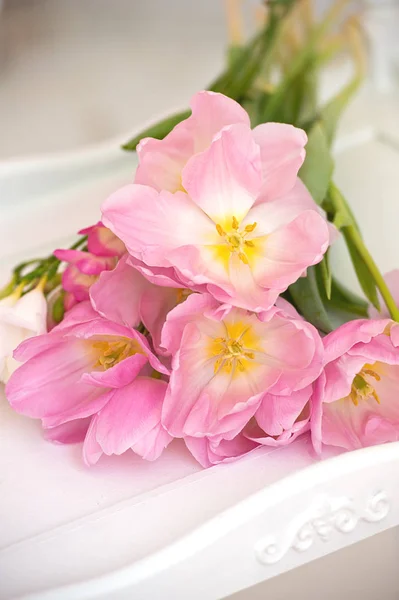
[1,0,397,160]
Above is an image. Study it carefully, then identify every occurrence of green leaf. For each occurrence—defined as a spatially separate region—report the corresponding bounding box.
[329,277,368,317]
[289,266,334,333]
[317,252,331,300]
[299,122,334,205]
[227,45,245,69]
[52,294,65,324]
[122,110,191,152]
[319,78,361,146]
[342,230,380,311]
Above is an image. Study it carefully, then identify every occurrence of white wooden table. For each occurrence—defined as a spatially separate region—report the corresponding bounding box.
[1,82,399,599]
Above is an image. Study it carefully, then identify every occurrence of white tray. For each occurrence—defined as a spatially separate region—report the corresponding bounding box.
[1,85,399,599]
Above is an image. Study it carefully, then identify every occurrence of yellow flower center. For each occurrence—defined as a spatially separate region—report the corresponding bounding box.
[350,364,381,406]
[92,337,142,370]
[212,332,255,375]
[215,216,257,265]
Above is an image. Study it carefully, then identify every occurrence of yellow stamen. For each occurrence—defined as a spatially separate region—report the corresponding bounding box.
[213,217,258,267]
[363,369,381,382]
[216,223,225,237]
[350,364,381,407]
[244,222,257,233]
[210,328,256,377]
[372,390,381,405]
[93,338,141,370]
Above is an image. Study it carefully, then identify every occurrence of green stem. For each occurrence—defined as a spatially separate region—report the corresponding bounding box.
[343,225,399,322]
[262,0,350,121]
[0,276,16,300]
[329,182,399,321]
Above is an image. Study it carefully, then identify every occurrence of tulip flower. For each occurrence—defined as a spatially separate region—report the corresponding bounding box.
[311,319,399,452]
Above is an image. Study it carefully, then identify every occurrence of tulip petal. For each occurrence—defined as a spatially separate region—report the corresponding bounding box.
[134,91,249,193]
[249,210,329,290]
[44,417,91,444]
[90,255,145,328]
[185,433,258,467]
[182,123,261,223]
[252,122,307,200]
[102,185,214,267]
[84,378,172,463]
[189,91,250,150]
[6,340,108,426]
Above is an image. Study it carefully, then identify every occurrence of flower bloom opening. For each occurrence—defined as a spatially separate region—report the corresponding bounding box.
[211,328,256,376]
[92,337,142,370]
[215,216,258,265]
[350,364,381,407]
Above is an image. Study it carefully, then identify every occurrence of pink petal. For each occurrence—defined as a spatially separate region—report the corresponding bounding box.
[101,184,214,267]
[128,257,185,289]
[188,90,250,153]
[140,285,180,354]
[207,253,279,312]
[250,210,329,291]
[82,417,104,465]
[6,340,108,426]
[61,266,97,302]
[161,292,219,355]
[54,249,115,275]
[134,90,249,193]
[84,378,172,463]
[309,372,326,455]
[185,433,258,468]
[81,353,148,388]
[182,123,262,223]
[251,178,320,228]
[44,417,91,444]
[79,222,125,257]
[252,122,307,200]
[90,255,145,328]
[135,125,193,193]
[323,319,392,364]
[253,385,311,437]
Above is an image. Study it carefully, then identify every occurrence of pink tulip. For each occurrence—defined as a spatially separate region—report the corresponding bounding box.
[160,293,323,440]
[90,254,183,354]
[102,92,330,312]
[311,319,399,452]
[54,223,125,307]
[79,222,126,258]
[6,302,171,463]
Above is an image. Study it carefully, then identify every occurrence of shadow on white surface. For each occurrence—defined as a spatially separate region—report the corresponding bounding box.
[230,526,399,600]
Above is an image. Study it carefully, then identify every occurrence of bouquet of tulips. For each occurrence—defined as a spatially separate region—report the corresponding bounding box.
[2,0,399,468]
